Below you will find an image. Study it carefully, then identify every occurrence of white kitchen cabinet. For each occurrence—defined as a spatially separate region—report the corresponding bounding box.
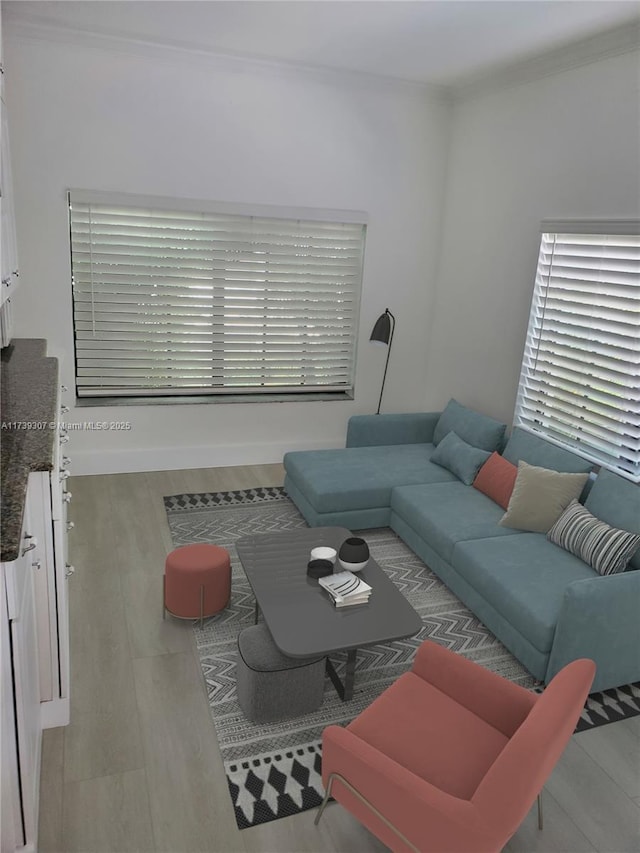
[1,349,71,851]
[1,486,44,851]
[29,466,71,726]
[1,564,22,852]
[30,429,72,726]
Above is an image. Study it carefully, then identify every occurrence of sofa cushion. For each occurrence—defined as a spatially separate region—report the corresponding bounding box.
[452,534,597,653]
[548,499,640,576]
[473,452,518,510]
[433,399,507,452]
[430,431,491,485]
[283,444,457,513]
[585,469,640,570]
[499,461,589,533]
[503,427,593,474]
[391,482,522,564]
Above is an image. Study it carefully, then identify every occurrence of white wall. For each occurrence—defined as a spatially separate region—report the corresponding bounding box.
[5,33,450,474]
[425,50,640,426]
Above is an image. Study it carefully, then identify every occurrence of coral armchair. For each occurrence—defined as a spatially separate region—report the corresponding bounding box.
[316,640,595,852]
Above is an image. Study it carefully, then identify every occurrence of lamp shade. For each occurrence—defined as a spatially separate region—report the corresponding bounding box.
[370,311,392,345]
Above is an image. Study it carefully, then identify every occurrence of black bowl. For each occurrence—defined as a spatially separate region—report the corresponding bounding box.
[338,536,370,567]
[307,558,334,579]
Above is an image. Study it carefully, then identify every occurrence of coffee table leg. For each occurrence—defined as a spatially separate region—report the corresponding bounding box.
[343,649,357,701]
[326,649,358,702]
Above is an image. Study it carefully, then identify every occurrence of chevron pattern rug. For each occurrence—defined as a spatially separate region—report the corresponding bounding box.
[164,487,640,830]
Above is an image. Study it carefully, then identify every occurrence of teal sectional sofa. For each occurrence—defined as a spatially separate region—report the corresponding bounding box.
[284,406,640,693]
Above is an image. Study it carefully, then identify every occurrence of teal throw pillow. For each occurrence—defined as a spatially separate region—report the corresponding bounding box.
[433,398,507,452]
[431,431,491,485]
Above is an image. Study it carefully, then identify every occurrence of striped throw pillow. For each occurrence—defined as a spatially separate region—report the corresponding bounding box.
[547,499,640,576]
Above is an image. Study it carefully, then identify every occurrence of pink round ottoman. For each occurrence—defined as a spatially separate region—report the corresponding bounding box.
[164,544,231,627]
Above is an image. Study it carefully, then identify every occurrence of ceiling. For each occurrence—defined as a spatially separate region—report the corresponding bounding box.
[4,0,640,86]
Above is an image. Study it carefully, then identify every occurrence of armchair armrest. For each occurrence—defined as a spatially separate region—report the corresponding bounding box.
[322,725,494,852]
[412,640,537,738]
[547,571,640,691]
[346,412,441,448]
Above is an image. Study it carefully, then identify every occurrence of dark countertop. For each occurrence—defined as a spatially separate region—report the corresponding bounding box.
[1,339,59,562]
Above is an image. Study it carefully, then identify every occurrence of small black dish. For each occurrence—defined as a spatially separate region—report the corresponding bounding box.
[307,558,334,579]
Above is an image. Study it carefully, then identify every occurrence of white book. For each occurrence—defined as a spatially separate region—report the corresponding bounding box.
[318,571,372,602]
[333,593,371,608]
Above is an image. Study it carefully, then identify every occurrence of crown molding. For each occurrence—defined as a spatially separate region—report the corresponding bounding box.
[452,19,640,102]
[3,17,449,102]
[5,13,637,105]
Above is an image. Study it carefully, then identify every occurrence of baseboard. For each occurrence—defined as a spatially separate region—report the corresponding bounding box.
[40,696,70,729]
[68,438,342,476]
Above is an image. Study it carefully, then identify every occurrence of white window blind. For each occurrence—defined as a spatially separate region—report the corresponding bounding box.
[514,222,640,482]
[69,192,366,400]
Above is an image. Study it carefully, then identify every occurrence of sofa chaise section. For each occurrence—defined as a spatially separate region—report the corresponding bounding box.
[284,412,456,528]
[284,407,508,528]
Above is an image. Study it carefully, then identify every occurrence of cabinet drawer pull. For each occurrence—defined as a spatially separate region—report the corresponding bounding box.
[66,521,75,532]
[62,456,71,468]
[60,434,70,444]
[63,491,73,503]
[60,470,71,481]
[61,384,68,392]
[32,560,42,570]
[61,405,70,414]
[65,564,75,578]
[22,541,37,555]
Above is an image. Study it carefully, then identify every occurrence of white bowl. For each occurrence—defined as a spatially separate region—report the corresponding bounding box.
[311,546,337,564]
[338,559,368,573]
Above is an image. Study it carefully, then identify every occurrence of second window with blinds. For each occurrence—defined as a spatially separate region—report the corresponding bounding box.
[514,220,640,482]
[69,191,366,402]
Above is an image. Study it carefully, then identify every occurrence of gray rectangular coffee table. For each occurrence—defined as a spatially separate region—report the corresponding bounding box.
[235,527,422,701]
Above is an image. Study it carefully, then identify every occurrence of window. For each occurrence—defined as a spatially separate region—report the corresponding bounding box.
[69,191,366,402]
[515,220,640,482]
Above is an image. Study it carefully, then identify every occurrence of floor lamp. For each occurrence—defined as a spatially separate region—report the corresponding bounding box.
[370,308,395,415]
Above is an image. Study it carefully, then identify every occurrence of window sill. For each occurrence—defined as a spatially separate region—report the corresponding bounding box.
[74,391,355,408]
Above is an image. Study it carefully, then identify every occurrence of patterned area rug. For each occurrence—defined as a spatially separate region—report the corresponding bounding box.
[164,487,640,830]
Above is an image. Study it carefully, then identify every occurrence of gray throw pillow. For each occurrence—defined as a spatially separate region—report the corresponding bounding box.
[500,461,589,533]
[548,499,640,576]
[430,430,491,485]
[433,399,507,452]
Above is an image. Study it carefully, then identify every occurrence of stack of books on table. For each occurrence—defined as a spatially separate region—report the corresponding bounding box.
[318,571,372,608]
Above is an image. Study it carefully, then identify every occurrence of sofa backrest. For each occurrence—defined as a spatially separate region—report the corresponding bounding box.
[502,427,593,475]
[433,399,507,453]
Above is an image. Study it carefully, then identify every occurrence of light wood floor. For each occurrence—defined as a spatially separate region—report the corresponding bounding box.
[38,465,640,853]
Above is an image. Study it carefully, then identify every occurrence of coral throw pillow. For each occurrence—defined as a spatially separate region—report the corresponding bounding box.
[473,452,518,510]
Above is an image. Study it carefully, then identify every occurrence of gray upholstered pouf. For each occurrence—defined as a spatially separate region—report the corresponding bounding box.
[236,623,325,723]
